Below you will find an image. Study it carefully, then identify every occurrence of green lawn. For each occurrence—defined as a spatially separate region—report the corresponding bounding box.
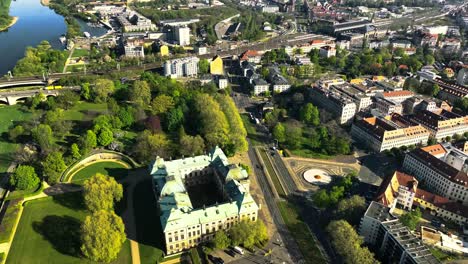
[6,192,132,264]
[277,201,327,264]
[71,161,129,185]
[0,199,22,243]
[0,105,32,174]
[71,49,89,58]
[62,102,108,121]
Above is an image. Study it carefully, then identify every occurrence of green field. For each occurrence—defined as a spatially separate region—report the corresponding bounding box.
[63,102,108,121]
[0,105,31,174]
[277,201,326,264]
[6,192,132,264]
[71,49,89,58]
[71,161,129,185]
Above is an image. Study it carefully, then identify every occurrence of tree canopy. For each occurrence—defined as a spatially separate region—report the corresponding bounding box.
[10,165,40,190]
[327,220,378,264]
[83,173,123,212]
[400,208,421,230]
[42,152,67,184]
[80,210,126,263]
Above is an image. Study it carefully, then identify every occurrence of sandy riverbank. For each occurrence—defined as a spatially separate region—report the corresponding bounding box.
[41,0,50,6]
[0,16,18,32]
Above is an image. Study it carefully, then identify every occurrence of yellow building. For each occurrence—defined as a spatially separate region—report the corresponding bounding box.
[160,45,169,57]
[210,56,224,75]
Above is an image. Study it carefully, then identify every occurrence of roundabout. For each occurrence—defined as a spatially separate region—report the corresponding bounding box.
[303,169,332,185]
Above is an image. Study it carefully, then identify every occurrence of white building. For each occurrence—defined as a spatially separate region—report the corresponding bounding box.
[310,86,357,124]
[403,146,468,205]
[252,78,269,95]
[457,68,468,86]
[351,114,430,152]
[175,26,190,46]
[409,110,468,141]
[261,5,279,13]
[164,57,199,78]
[124,44,145,58]
[319,46,336,58]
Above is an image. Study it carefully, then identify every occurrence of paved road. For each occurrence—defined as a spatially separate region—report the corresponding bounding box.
[246,143,303,264]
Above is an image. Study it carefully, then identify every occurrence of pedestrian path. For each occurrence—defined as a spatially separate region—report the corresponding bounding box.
[130,240,141,264]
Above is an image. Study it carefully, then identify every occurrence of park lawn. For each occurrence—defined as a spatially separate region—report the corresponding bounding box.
[71,49,89,58]
[6,192,131,264]
[0,105,31,174]
[62,102,108,121]
[277,201,327,264]
[71,161,129,185]
[139,244,165,264]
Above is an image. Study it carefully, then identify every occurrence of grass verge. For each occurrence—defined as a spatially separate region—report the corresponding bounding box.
[277,201,326,264]
[0,199,22,243]
[241,115,264,147]
[258,149,285,197]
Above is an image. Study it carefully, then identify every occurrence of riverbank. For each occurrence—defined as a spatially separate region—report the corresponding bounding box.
[0,16,18,32]
[40,0,49,6]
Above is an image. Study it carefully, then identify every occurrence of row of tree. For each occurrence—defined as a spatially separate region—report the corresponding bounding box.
[211,220,268,251]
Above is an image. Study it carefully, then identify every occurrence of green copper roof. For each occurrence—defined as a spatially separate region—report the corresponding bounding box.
[150,147,258,232]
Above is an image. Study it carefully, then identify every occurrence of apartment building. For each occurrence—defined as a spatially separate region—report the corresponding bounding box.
[164,57,199,78]
[175,26,190,46]
[268,67,290,94]
[150,147,259,255]
[402,146,468,205]
[375,171,418,211]
[359,202,440,264]
[310,85,357,124]
[376,90,414,104]
[351,114,430,152]
[252,78,269,95]
[319,46,336,58]
[330,83,373,111]
[409,110,468,140]
[116,11,156,32]
[375,169,468,224]
[375,97,403,115]
[124,44,145,58]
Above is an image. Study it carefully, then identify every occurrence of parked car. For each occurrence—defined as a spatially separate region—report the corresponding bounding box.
[233,246,245,255]
[208,255,225,264]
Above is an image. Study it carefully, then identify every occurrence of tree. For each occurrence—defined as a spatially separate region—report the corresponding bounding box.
[400,208,421,230]
[327,220,377,264]
[130,80,151,107]
[336,195,366,225]
[10,165,40,190]
[228,220,268,250]
[285,125,302,150]
[9,125,24,142]
[150,95,174,115]
[134,130,172,163]
[81,210,126,263]
[56,90,79,110]
[215,95,248,153]
[194,94,230,148]
[93,79,115,102]
[32,124,54,153]
[80,130,97,154]
[212,230,230,250]
[273,123,286,143]
[427,137,437,146]
[42,152,67,184]
[180,134,205,156]
[83,173,123,212]
[117,107,135,128]
[313,189,331,208]
[98,127,114,147]
[71,143,81,160]
[81,82,91,100]
[299,103,320,126]
[199,59,210,74]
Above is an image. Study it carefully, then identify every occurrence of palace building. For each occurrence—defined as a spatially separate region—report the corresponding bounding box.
[150,147,259,255]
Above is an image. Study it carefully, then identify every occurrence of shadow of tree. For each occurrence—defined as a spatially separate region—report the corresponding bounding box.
[51,192,85,211]
[32,215,82,257]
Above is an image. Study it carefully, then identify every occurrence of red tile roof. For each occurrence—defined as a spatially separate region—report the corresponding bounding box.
[421,144,447,157]
[382,90,414,98]
[240,50,260,61]
[415,189,468,218]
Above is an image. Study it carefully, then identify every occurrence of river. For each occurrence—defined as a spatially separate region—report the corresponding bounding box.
[0,0,67,75]
[0,0,108,76]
